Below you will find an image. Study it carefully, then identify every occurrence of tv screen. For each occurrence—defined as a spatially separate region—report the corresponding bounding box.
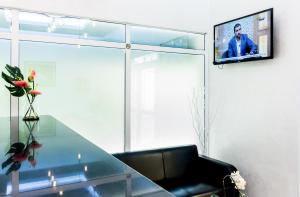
[213,8,273,65]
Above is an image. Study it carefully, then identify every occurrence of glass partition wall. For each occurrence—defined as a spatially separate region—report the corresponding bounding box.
[0,40,11,170]
[0,8,207,154]
[130,51,205,151]
[19,42,125,153]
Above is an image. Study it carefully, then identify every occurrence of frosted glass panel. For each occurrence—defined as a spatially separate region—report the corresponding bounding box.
[19,12,125,43]
[19,42,125,153]
[0,39,10,170]
[0,9,11,32]
[130,51,205,153]
[0,40,10,118]
[130,26,204,50]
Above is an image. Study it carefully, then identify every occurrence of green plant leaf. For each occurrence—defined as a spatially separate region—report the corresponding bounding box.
[5,64,23,80]
[5,85,25,97]
[1,72,15,85]
[5,65,18,79]
[6,142,25,155]
[2,64,27,97]
[24,87,32,93]
[5,86,18,92]
[5,65,17,76]
[5,162,21,175]
[1,156,14,169]
[10,88,25,97]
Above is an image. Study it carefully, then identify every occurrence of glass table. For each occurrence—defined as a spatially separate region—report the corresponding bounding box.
[0,115,174,197]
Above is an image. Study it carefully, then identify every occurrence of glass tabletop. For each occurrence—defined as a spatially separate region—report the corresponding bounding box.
[0,115,174,197]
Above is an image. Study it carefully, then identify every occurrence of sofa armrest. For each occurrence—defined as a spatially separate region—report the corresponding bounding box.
[195,155,237,187]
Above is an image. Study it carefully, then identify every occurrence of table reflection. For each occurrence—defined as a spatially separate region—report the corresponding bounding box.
[0,115,173,197]
[2,120,42,175]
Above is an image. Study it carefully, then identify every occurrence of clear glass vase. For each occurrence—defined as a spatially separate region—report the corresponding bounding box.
[23,96,39,121]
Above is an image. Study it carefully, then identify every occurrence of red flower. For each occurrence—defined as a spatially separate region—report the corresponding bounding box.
[31,70,36,77]
[30,159,36,167]
[28,90,41,95]
[12,80,29,88]
[28,155,37,167]
[14,152,28,162]
[28,76,34,82]
[30,141,42,149]
[28,70,36,82]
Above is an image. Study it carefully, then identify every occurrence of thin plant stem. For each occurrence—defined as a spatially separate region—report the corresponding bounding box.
[24,87,38,119]
[24,93,32,117]
[223,175,231,197]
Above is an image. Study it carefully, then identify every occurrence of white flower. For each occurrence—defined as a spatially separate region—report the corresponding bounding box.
[230,171,246,190]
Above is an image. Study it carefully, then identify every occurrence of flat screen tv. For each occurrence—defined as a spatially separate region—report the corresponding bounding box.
[213,8,273,65]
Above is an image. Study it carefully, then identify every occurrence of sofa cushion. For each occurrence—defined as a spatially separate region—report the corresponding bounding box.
[163,179,219,197]
[113,152,165,181]
[168,188,188,197]
[163,145,199,179]
[184,182,221,196]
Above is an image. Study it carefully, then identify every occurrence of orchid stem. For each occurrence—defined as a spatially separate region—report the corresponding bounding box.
[222,175,231,197]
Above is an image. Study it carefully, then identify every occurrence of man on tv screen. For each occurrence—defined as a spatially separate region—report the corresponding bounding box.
[228,23,257,57]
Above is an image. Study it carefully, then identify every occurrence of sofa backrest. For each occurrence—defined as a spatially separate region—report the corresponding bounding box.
[162,145,199,179]
[113,150,165,181]
[113,145,199,182]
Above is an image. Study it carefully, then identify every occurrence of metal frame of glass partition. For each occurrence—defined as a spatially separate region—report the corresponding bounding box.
[0,7,209,156]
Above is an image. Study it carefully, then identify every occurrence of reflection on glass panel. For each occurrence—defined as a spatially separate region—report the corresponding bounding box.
[19,41,125,153]
[0,9,11,31]
[0,39,10,179]
[131,50,205,153]
[0,40,10,118]
[19,12,125,43]
[130,26,204,50]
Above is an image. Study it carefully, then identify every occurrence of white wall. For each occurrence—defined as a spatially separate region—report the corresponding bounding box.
[1,0,299,196]
[208,0,300,196]
[0,0,209,33]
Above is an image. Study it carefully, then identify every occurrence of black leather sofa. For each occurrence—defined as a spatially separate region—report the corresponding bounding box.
[113,145,238,197]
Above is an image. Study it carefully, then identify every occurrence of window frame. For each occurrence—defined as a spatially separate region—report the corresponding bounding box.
[0,7,208,156]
